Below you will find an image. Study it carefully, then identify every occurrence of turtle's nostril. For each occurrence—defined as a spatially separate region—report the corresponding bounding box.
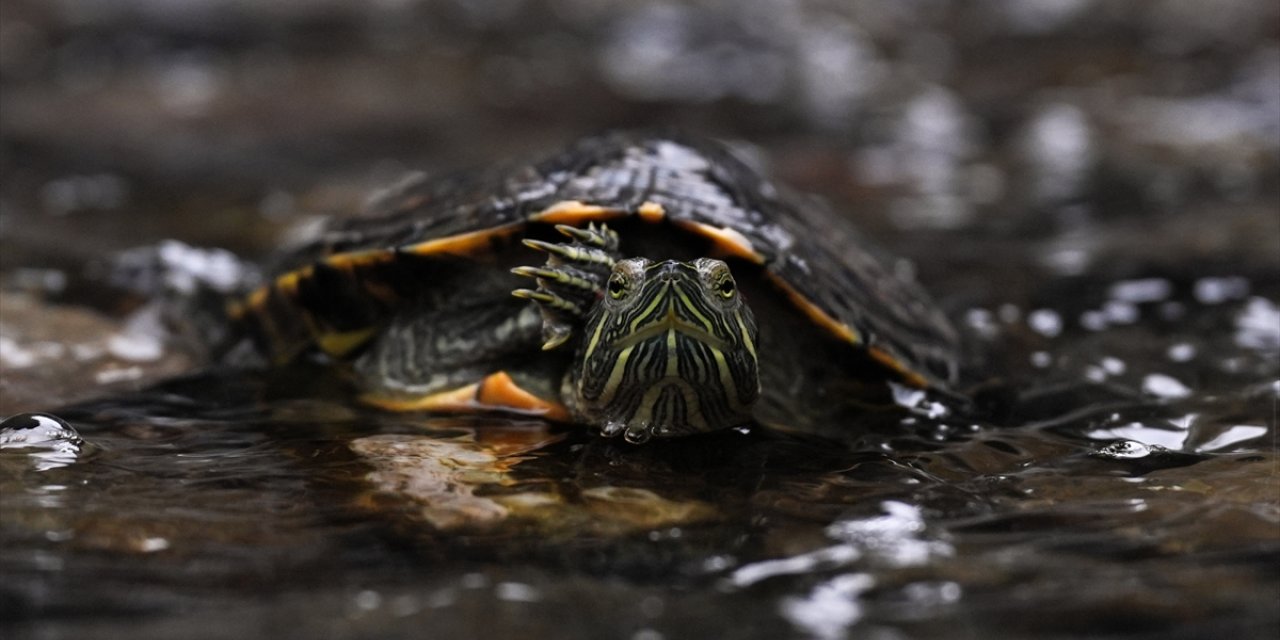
[657,262,680,282]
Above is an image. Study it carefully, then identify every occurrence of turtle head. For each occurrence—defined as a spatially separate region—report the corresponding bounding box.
[572,257,761,443]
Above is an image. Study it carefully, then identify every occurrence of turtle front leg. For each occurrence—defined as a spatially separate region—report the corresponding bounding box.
[511,223,620,350]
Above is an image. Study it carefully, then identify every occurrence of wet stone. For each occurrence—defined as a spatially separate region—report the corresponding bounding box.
[0,292,195,414]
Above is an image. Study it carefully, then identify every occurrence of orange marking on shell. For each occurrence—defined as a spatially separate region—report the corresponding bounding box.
[402,223,523,257]
[637,201,666,223]
[765,272,860,345]
[868,346,929,388]
[360,372,570,421]
[361,382,482,412]
[242,286,270,312]
[676,220,766,264]
[530,200,627,224]
[360,279,400,304]
[476,371,571,422]
[325,248,396,270]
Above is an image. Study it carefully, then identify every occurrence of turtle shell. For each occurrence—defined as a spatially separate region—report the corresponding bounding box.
[230,133,960,424]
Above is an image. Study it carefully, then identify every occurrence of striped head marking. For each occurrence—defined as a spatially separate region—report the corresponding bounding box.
[573,258,760,443]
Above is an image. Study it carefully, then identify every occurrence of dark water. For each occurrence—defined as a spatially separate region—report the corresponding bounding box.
[2,2,1278,639]
[4,237,1276,639]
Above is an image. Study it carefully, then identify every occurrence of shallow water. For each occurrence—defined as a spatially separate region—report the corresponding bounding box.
[2,1,1279,638]
[3,236,1276,639]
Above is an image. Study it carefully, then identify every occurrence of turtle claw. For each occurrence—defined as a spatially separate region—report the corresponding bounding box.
[540,324,573,351]
[601,420,627,438]
[623,422,654,444]
[513,222,623,355]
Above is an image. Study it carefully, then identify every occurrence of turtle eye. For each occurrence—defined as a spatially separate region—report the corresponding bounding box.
[717,277,736,299]
[608,275,628,300]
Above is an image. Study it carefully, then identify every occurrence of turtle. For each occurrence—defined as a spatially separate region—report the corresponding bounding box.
[226,132,961,443]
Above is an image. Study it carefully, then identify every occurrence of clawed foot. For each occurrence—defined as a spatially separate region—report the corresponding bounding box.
[512,223,620,350]
[601,419,656,444]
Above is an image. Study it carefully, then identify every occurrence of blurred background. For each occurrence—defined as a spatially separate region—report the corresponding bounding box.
[2,0,1276,265]
[1,0,1278,409]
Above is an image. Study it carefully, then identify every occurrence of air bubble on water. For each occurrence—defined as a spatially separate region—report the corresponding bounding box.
[0,413,85,471]
[1030,351,1052,368]
[1100,357,1126,375]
